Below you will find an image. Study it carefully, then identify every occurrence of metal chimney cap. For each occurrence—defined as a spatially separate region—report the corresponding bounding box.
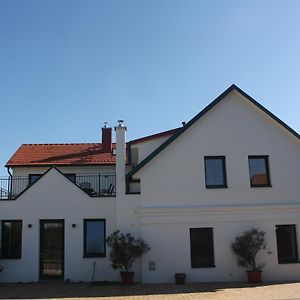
[103,122,108,128]
[114,120,127,131]
[117,120,125,127]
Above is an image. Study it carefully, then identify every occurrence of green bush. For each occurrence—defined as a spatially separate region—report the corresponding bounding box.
[231,228,267,271]
[106,230,150,272]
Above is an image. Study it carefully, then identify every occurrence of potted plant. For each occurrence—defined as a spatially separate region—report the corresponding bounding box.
[231,228,267,283]
[106,230,150,285]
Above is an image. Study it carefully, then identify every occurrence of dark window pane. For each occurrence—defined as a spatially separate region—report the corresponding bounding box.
[41,221,64,278]
[276,225,298,263]
[190,228,214,268]
[1,220,22,258]
[248,156,270,187]
[205,157,227,188]
[65,174,76,183]
[84,220,105,257]
[29,174,42,185]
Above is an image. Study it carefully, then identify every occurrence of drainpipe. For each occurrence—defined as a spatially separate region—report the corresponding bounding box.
[6,166,12,178]
[6,166,13,197]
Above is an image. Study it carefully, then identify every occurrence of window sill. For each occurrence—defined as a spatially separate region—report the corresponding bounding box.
[126,192,141,194]
[206,186,228,189]
[278,260,300,264]
[250,185,272,188]
[191,265,216,268]
[83,254,106,258]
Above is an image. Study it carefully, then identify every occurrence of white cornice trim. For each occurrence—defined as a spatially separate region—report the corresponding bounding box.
[136,203,300,215]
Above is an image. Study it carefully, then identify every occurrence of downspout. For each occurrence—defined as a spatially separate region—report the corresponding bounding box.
[126,141,132,194]
[6,166,12,178]
[126,174,130,194]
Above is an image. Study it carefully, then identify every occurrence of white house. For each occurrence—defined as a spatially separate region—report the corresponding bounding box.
[1,84,300,283]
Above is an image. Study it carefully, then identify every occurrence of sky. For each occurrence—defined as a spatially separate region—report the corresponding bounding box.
[1,0,300,176]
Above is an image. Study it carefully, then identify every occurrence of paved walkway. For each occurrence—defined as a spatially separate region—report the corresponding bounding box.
[0,282,300,299]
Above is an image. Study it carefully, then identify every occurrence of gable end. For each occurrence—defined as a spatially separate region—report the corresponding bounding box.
[127,84,300,179]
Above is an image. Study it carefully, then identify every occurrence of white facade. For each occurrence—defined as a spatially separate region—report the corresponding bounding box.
[1,85,300,283]
[0,169,116,282]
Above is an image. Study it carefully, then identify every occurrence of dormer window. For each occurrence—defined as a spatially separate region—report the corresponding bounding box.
[28,174,42,185]
[65,173,76,183]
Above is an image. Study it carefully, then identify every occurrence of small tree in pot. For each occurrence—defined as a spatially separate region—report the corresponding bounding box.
[106,230,150,285]
[231,228,267,283]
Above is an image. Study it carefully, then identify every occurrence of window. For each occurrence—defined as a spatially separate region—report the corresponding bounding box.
[65,173,76,183]
[29,174,42,185]
[190,228,215,268]
[1,220,22,259]
[83,219,106,257]
[204,156,227,188]
[276,225,299,263]
[248,156,271,187]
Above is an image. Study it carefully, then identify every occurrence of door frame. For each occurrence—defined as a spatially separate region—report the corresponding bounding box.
[39,219,65,280]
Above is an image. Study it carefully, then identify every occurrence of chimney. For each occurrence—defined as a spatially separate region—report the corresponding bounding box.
[115,120,127,196]
[102,122,112,153]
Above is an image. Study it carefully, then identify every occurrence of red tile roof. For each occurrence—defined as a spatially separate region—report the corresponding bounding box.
[6,127,179,167]
[6,143,119,167]
[251,174,268,185]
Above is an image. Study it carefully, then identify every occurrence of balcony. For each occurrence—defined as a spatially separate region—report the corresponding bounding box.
[0,173,116,200]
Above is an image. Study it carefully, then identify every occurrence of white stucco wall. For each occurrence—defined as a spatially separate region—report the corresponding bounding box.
[0,168,118,282]
[133,90,300,283]
[2,89,300,284]
[136,90,300,207]
[131,134,173,165]
[11,165,116,177]
[139,205,300,283]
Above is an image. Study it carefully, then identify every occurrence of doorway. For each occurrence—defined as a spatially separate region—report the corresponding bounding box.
[40,220,64,279]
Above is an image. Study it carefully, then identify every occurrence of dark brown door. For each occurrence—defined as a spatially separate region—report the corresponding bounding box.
[40,220,64,279]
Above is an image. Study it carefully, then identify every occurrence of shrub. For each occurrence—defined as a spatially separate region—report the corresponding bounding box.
[106,230,150,272]
[231,228,267,271]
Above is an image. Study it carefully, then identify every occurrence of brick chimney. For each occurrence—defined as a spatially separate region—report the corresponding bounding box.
[102,122,112,153]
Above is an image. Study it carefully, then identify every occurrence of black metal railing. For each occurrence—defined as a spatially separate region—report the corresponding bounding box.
[0,173,116,200]
[0,176,29,200]
[74,173,116,197]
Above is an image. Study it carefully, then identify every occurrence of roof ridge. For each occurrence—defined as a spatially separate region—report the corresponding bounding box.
[130,127,180,144]
[127,84,300,179]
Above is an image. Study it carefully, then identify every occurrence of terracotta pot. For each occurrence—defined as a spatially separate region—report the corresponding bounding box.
[247,270,262,283]
[120,272,134,285]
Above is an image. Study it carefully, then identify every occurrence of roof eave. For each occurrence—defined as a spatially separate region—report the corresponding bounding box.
[6,163,123,168]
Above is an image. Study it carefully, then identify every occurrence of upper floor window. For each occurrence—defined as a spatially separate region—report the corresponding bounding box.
[276,225,299,263]
[248,156,271,187]
[29,174,42,185]
[1,220,22,259]
[204,156,227,188]
[83,219,106,258]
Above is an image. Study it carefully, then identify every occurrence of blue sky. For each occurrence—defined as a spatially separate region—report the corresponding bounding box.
[1,0,300,176]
